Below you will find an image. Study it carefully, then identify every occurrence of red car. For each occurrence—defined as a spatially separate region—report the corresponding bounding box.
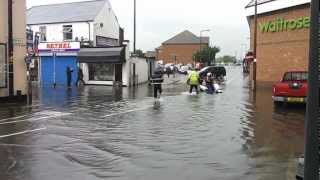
[272,71,308,104]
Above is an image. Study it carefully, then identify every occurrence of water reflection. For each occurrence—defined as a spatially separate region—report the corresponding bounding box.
[0,67,305,180]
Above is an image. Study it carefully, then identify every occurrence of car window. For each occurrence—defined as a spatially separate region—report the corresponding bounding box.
[283,72,308,81]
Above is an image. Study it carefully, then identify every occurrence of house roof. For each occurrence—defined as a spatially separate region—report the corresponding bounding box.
[27,0,107,25]
[163,30,209,45]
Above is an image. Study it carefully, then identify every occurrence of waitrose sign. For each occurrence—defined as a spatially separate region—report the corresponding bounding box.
[259,17,310,33]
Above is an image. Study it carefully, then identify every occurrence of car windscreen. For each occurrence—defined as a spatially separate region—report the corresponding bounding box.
[283,72,308,81]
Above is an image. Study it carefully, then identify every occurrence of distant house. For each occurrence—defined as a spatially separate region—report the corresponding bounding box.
[27,0,121,46]
[156,30,209,64]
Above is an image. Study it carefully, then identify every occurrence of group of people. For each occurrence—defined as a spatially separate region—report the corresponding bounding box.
[187,68,216,94]
[66,66,85,88]
[150,67,218,99]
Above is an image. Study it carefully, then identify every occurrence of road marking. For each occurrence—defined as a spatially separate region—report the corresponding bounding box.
[0,110,71,123]
[0,116,54,125]
[0,112,71,125]
[101,106,152,118]
[0,127,47,139]
[0,115,29,122]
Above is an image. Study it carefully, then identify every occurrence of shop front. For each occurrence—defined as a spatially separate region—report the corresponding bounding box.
[77,47,125,86]
[38,42,80,87]
[245,0,310,84]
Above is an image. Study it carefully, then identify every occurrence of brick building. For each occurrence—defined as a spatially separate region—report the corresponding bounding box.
[245,0,310,84]
[156,30,209,64]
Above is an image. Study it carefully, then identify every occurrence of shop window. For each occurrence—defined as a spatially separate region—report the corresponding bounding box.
[63,25,73,41]
[39,26,47,42]
[0,44,6,88]
[88,63,114,81]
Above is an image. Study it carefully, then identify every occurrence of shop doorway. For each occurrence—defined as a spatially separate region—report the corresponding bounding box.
[115,64,122,85]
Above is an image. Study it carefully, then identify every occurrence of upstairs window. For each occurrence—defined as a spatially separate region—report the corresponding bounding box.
[39,26,47,42]
[63,25,73,41]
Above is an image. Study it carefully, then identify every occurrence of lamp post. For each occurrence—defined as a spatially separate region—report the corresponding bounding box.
[252,0,258,91]
[199,29,210,66]
[133,0,136,54]
[304,0,320,179]
[8,0,14,96]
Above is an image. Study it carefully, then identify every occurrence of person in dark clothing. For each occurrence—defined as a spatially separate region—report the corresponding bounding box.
[66,66,73,88]
[150,69,164,98]
[205,73,215,94]
[77,68,85,86]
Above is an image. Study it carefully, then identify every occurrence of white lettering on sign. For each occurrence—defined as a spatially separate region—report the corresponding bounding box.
[38,42,80,52]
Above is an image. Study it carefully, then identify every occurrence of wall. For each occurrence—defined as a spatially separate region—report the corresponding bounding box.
[93,1,120,45]
[0,0,27,97]
[29,22,94,42]
[157,44,207,64]
[249,4,310,83]
[123,57,149,86]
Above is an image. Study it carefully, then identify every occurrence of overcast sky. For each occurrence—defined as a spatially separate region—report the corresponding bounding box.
[27,0,250,58]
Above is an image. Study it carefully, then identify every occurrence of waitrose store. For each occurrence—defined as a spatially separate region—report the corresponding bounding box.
[245,0,311,84]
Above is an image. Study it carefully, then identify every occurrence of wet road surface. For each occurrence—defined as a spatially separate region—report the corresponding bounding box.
[0,67,305,180]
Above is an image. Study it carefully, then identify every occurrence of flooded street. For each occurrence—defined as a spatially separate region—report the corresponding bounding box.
[0,67,305,180]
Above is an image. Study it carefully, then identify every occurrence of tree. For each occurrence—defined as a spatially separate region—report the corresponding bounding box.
[135,49,145,58]
[216,55,237,64]
[193,46,220,65]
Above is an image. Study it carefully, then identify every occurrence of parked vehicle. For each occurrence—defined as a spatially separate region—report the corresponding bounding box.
[198,66,226,81]
[272,71,308,104]
[178,65,189,75]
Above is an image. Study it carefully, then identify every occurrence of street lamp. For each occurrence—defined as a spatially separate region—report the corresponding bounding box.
[199,29,210,65]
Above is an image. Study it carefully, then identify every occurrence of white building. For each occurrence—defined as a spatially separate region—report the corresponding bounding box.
[27,0,150,87]
[27,0,120,46]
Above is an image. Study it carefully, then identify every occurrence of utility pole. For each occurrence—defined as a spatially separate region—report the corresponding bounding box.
[304,0,320,179]
[133,0,136,54]
[252,0,258,91]
[8,0,14,96]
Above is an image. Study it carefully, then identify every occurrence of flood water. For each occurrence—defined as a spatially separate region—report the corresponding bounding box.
[0,67,305,180]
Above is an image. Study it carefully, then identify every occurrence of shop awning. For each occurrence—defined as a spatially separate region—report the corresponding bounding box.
[77,47,125,63]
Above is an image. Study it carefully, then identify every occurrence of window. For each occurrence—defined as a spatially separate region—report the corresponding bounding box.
[88,63,114,81]
[39,26,47,42]
[283,72,308,81]
[63,25,73,41]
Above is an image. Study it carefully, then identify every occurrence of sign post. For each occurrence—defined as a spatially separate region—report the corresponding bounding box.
[304,0,320,179]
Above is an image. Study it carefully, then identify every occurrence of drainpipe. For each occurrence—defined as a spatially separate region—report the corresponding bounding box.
[87,22,91,44]
[8,0,14,96]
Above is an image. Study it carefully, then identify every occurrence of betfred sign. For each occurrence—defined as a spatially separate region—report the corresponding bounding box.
[38,42,80,52]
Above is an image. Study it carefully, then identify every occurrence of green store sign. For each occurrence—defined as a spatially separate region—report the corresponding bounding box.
[259,17,310,33]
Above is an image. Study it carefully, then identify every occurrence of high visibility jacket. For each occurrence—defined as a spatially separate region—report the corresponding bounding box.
[188,71,200,85]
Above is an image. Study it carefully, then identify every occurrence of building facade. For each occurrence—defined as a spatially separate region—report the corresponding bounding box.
[156,30,209,65]
[245,0,310,84]
[27,0,120,47]
[28,0,150,87]
[0,0,27,101]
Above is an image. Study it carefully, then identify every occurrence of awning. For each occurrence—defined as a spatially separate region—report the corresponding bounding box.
[77,47,125,63]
